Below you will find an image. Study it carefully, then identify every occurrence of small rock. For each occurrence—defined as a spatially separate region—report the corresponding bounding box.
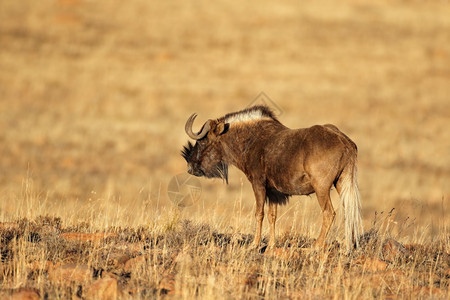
[85,278,119,300]
[159,274,176,295]
[107,252,131,268]
[403,243,421,252]
[382,238,409,262]
[48,263,92,284]
[354,255,388,272]
[60,232,117,242]
[123,255,146,273]
[8,288,40,300]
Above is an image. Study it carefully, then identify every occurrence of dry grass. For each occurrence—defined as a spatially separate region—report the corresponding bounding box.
[0,0,449,298]
[0,215,448,299]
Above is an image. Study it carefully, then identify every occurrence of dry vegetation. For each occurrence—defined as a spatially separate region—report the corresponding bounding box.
[0,0,449,299]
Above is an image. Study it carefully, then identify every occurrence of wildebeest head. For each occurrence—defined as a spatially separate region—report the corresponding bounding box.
[182,114,229,182]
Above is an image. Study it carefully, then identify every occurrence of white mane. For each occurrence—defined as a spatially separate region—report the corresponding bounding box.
[223,108,273,124]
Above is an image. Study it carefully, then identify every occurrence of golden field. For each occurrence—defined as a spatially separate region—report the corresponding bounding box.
[0,0,449,298]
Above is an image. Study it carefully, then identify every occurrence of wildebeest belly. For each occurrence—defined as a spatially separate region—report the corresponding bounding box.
[266,172,315,196]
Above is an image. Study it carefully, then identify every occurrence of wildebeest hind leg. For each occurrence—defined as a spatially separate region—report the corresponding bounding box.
[268,202,277,248]
[313,190,336,249]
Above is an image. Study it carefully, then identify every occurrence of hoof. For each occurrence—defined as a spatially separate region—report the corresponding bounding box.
[251,242,260,249]
[258,245,268,254]
[250,242,266,253]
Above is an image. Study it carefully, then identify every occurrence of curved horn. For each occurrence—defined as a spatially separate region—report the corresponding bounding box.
[185,113,211,140]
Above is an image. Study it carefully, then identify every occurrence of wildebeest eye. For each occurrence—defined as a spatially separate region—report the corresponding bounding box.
[181,141,194,162]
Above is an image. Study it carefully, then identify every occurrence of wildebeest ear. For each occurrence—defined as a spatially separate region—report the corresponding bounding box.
[214,122,229,136]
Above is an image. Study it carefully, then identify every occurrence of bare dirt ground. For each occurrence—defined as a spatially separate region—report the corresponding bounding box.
[0,0,449,298]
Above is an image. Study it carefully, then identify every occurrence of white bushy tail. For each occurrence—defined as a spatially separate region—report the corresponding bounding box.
[340,163,363,251]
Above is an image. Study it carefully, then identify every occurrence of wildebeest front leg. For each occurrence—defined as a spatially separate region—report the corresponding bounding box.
[268,202,277,248]
[252,184,266,247]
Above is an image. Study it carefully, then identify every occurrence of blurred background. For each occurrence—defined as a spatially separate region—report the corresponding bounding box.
[0,0,448,238]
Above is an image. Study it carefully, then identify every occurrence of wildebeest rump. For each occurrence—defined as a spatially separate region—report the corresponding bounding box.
[182,106,363,250]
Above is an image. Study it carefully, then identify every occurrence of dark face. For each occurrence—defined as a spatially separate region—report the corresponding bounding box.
[182,118,230,182]
[181,138,228,182]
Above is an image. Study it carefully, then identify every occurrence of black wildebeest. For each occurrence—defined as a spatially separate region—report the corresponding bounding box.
[182,106,363,250]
